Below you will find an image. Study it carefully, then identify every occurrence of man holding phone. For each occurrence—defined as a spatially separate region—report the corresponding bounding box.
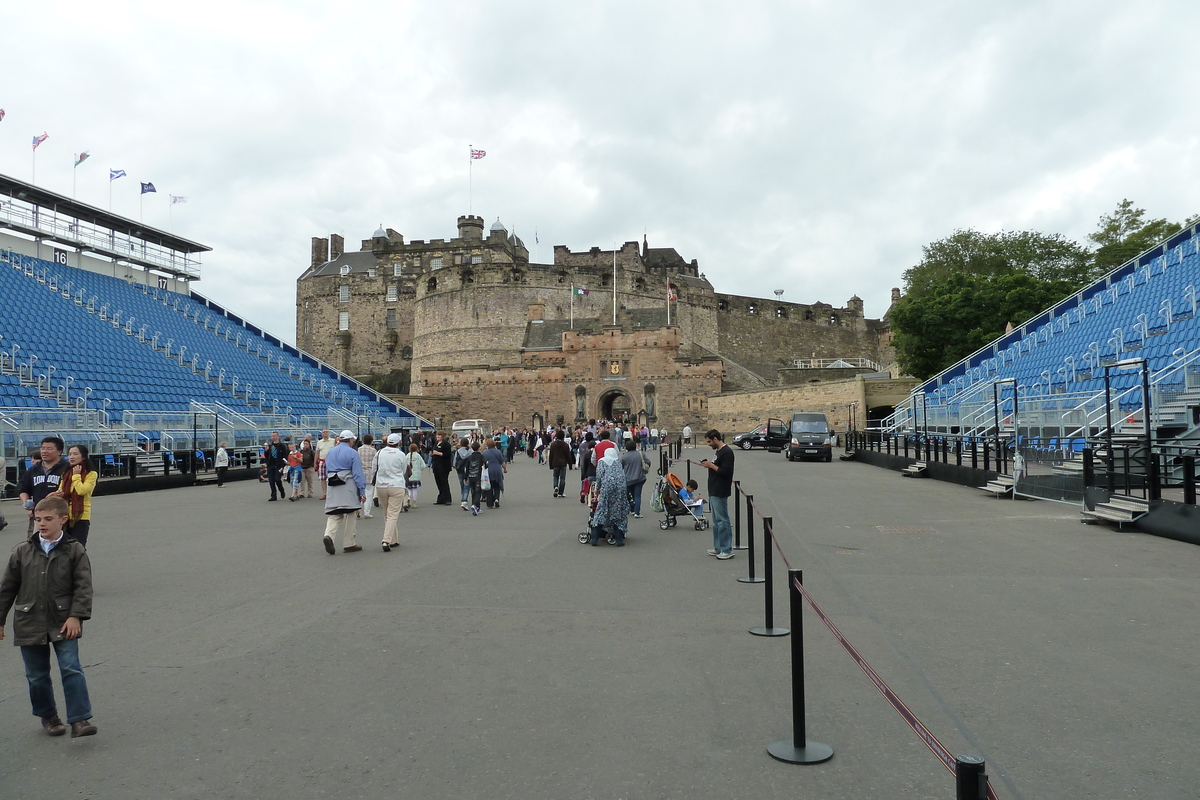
[698,429,735,559]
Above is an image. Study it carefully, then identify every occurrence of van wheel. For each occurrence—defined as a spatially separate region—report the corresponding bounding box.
[825,451,833,462]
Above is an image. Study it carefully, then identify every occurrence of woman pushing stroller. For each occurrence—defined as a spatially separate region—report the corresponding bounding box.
[587,446,630,546]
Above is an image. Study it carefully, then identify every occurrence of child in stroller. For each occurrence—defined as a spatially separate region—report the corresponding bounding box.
[654,472,709,531]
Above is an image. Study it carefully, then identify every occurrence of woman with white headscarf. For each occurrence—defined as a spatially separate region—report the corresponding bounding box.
[588,446,630,546]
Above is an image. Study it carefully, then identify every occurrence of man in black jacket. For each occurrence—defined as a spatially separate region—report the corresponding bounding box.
[264,431,288,502]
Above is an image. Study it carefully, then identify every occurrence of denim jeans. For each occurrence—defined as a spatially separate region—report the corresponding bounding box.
[627,480,645,515]
[709,495,732,554]
[21,639,92,723]
[552,467,567,496]
[459,475,470,504]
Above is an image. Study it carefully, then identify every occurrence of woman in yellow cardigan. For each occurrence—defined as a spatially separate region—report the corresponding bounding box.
[58,444,97,547]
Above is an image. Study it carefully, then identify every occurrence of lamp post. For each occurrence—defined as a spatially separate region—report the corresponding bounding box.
[1103,358,1150,497]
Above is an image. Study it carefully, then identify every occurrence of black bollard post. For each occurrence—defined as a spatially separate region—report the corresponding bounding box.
[737,495,765,584]
[767,569,833,765]
[733,482,747,550]
[749,518,789,637]
[686,458,692,485]
[1184,456,1196,506]
[955,754,989,800]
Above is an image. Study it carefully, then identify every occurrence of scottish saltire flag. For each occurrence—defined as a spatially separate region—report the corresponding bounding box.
[74,152,90,167]
[110,169,126,181]
[171,195,188,204]
[573,286,589,296]
[470,149,486,159]
[32,132,48,151]
[141,182,156,194]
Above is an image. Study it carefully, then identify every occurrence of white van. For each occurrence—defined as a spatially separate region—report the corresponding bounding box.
[451,419,491,440]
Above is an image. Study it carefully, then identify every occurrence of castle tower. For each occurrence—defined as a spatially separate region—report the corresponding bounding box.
[457,215,484,241]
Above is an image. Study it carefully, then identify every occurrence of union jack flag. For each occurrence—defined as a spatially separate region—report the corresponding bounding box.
[32,132,48,151]
[470,149,486,160]
[0,109,6,122]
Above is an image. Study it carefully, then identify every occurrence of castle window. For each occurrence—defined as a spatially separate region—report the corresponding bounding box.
[339,285,350,303]
[718,300,728,311]
[303,319,310,335]
[386,308,397,329]
[386,285,398,302]
[635,278,646,291]
[829,315,839,325]
[431,257,443,270]
[511,268,523,283]
[602,273,611,287]
[367,267,376,278]
[805,309,813,321]
[339,264,351,276]
[338,311,350,331]
[748,303,757,315]
[393,263,402,277]
[471,254,483,264]
[462,269,475,284]
[558,271,569,284]
[776,307,787,319]
[427,277,437,292]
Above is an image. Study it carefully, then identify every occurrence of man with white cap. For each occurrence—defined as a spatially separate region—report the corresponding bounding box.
[374,434,410,552]
[322,430,366,554]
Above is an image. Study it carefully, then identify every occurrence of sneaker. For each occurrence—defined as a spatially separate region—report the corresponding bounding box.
[471,506,479,516]
[381,542,391,552]
[323,535,336,555]
[633,513,643,518]
[461,502,469,510]
[706,549,720,556]
[716,551,735,560]
[362,514,373,519]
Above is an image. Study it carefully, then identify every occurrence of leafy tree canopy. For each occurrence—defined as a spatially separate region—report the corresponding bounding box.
[892,229,1093,379]
[1088,198,1185,275]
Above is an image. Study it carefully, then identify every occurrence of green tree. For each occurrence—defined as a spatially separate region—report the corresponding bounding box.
[1088,199,1184,274]
[891,229,1092,379]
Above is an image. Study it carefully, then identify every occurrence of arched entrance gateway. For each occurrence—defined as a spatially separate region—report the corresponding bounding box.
[597,388,633,424]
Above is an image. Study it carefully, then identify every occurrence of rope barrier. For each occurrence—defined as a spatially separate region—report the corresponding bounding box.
[661,450,997,798]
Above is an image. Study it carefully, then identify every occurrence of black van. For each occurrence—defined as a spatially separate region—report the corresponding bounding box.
[786,412,834,462]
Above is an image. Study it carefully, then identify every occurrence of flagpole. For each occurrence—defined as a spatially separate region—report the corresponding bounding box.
[468,144,473,214]
[667,277,671,327]
[570,284,574,330]
[73,158,77,199]
[612,244,618,326]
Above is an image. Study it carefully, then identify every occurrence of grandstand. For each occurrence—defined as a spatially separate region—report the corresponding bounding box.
[0,172,428,481]
[878,221,1200,522]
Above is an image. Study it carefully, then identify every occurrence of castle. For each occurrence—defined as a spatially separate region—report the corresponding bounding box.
[296,214,896,431]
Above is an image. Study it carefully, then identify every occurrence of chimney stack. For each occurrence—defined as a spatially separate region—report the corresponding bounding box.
[330,234,344,260]
[311,237,329,269]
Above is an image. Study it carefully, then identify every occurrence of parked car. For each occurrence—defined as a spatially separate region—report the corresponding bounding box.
[786,412,835,462]
[732,419,788,451]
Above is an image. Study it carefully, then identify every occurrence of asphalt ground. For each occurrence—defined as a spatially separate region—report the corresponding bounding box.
[1,446,1198,799]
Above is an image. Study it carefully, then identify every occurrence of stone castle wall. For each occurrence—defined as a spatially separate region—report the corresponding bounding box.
[706,376,918,436]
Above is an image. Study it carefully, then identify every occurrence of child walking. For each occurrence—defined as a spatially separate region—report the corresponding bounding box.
[0,495,97,737]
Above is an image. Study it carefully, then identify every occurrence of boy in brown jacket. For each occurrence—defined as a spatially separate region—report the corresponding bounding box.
[0,495,97,737]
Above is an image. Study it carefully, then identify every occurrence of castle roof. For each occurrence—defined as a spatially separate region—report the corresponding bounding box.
[643,247,689,271]
[300,249,377,279]
[490,218,507,232]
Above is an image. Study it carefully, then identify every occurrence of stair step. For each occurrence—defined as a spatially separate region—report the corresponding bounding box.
[1106,497,1149,512]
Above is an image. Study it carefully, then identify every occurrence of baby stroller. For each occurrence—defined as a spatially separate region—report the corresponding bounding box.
[577,477,621,545]
[653,472,709,531]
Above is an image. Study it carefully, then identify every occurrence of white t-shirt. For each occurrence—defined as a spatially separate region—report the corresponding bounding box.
[683,426,692,440]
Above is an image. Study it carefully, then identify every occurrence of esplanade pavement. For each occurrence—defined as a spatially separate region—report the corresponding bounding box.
[2,449,1197,799]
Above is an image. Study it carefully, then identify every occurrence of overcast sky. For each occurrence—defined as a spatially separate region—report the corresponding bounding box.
[3,1,1199,344]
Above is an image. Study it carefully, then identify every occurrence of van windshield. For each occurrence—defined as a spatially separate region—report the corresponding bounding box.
[791,420,827,434]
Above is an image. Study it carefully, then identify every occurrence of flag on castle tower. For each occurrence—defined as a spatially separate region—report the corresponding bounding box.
[32,132,48,151]
[470,148,486,159]
[572,286,589,296]
[668,283,678,303]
